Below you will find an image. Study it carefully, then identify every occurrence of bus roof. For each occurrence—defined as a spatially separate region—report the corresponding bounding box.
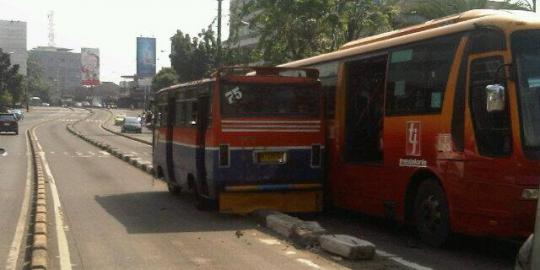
[280,9,540,68]
[156,67,319,95]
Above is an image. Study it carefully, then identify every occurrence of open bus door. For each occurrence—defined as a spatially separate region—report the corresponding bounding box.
[165,94,177,184]
[195,95,211,202]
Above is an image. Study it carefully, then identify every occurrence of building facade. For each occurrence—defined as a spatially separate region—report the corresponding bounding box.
[228,0,259,60]
[0,20,28,75]
[28,47,81,104]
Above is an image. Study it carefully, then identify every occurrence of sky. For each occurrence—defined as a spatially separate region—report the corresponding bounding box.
[0,0,231,83]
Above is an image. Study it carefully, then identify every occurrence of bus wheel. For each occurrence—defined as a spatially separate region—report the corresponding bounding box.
[413,179,450,247]
[167,183,181,195]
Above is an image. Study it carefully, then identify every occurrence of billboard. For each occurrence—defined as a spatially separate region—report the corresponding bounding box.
[81,48,100,85]
[136,37,156,78]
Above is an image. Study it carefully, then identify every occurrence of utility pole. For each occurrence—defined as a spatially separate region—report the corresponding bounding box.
[217,0,223,69]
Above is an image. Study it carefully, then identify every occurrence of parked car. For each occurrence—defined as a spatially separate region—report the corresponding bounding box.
[114,114,126,126]
[0,113,19,135]
[9,109,24,120]
[41,103,50,107]
[121,117,142,133]
[74,102,83,107]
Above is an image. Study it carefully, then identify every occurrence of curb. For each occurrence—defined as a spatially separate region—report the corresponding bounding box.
[101,110,152,146]
[65,113,155,177]
[27,129,49,269]
[254,210,376,261]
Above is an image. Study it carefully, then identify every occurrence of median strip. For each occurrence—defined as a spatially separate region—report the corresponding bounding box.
[66,111,155,176]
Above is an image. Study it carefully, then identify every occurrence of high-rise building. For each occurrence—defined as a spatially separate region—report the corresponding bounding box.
[0,20,28,75]
[28,46,81,104]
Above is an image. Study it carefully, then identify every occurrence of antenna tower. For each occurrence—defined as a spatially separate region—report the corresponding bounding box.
[47,11,55,47]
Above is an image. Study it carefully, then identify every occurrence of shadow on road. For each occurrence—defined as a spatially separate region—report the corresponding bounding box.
[308,208,520,270]
[95,191,254,234]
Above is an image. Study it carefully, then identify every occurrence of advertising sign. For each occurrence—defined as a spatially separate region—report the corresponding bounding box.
[81,48,100,85]
[136,37,156,78]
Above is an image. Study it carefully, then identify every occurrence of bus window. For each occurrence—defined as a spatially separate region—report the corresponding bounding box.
[469,56,512,156]
[344,55,387,163]
[386,35,461,115]
[221,84,319,118]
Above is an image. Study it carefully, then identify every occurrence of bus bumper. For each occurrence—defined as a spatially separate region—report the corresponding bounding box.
[219,190,323,214]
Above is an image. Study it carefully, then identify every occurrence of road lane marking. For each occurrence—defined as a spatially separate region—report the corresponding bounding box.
[376,250,432,270]
[296,258,321,269]
[32,128,73,270]
[4,132,32,270]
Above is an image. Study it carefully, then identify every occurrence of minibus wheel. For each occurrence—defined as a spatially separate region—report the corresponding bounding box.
[413,179,450,247]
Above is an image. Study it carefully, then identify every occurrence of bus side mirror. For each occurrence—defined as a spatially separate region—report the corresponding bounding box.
[486,84,506,112]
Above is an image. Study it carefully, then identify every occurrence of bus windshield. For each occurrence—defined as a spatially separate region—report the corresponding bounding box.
[221,83,319,118]
[513,30,540,151]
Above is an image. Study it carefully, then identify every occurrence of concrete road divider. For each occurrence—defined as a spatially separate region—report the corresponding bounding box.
[266,213,303,238]
[320,234,376,260]
[291,221,327,248]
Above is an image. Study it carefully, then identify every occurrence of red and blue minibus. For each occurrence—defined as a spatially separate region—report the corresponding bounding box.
[153,67,324,213]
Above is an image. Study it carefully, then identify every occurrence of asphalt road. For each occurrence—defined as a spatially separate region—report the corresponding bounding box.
[0,107,525,270]
[0,107,82,270]
[33,108,377,270]
[79,107,523,270]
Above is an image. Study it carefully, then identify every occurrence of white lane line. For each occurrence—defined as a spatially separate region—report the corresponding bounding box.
[4,132,33,270]
[32,128,73,270]
[296,258,321,269]
[376,250,432,270]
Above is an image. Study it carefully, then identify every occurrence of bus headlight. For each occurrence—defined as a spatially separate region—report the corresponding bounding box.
[521,188,539,200]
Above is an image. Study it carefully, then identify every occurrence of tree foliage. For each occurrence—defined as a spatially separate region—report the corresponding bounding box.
[26,55,51,102]
[170,27,217,82]
[0,48,23,105]
[152,67,178,92]
[239,0,399,64]
[409,0,532,20]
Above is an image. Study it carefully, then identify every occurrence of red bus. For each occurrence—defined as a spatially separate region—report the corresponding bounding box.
[153,67,325,213]
[281,10,539,245]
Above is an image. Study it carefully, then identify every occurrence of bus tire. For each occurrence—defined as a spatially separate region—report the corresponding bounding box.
[413,179,450,247]
[167,183,181,195]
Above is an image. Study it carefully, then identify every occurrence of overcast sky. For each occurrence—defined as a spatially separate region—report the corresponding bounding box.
[0,0,231,83]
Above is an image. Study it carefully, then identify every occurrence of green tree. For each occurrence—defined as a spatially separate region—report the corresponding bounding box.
[409,0,532,20]
[26,55,51,102]
[240,0,399,64]
[170,27,217,82]
[152,67,178,92]
[0,48,22,105]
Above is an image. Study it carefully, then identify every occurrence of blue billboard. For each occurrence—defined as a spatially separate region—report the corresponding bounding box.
[136,37,156,78]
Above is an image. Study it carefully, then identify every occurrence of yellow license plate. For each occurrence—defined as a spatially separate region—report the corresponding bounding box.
[257,152,286,164]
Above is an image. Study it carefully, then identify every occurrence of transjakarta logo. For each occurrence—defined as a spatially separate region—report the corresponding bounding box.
[406,121,421,156]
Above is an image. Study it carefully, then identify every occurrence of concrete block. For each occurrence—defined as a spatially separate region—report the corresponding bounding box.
[34,223,47,235]
[291,221,327,248]
[35,213,47,223]
[31,249,47,269]
[37,194,46,200]
[319,234,375,260]
[253,209,282,225]
[36,199,46,206]
[33,234,47,250]
[266,213,303,238]
[37,188,46,195]
[36,205,47,214]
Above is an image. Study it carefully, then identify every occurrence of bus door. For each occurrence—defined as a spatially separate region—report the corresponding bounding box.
[195,95,210,193]
[339,55,387,211]
[166,94,177,184]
